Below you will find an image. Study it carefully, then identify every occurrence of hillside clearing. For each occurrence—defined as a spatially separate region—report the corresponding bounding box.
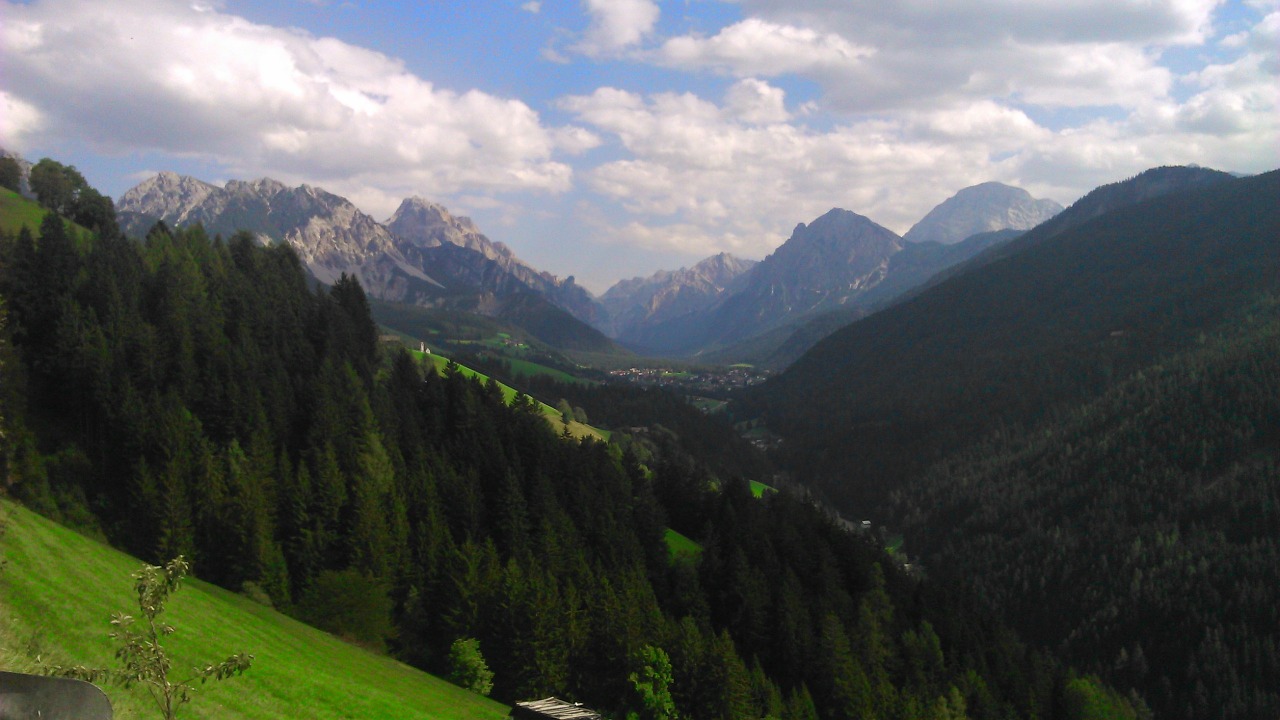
[0,501,509,720]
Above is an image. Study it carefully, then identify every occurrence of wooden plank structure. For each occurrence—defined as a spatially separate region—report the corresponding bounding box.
[511,697,601,720]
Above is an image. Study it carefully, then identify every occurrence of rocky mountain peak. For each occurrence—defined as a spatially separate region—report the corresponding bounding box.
[240,177,288,198]
[386,196,502,256]
[118,171,221,224]
[694,251,753,275]
[775,209,900,264]
[903,182,1062,245]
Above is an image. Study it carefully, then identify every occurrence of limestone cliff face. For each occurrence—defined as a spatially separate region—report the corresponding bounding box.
[386,197,600,324]
[903,182,1062,245]
[118,174,439,301]
[117,174,602,324]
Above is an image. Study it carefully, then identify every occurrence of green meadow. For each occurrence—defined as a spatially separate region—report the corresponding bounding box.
[0,501,510,720]
[0,188,45,235]
[414,350,608,441]
[662,528,702,561]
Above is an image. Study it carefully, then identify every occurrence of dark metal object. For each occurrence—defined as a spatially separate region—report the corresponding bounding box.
[0,671,112,720]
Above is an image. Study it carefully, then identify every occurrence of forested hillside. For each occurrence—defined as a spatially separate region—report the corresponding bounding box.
[891,298,1280,718]
[0,192,1137,718]
[742,167,1280,718]
[750,169,1280,511]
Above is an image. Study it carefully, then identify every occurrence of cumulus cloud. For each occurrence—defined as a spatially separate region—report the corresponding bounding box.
[0,0,580,216]
[0,91,43,151]
[725,79,791,124]
[657,18,872,76]
[561,86,1060,257]
[574,0,660,56]
[563,61,1275,262]
[654,0,1218,112]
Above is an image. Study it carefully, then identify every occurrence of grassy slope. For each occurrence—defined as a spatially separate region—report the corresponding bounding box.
[416,350,608,441]
[502,357,589,386]
[0,188,45,235]
[0,501,509,720]
[662,528,702,560]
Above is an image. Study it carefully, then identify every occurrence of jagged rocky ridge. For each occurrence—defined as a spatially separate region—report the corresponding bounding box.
[117,172,600,328]
[600,252,757,338]
[604,182,1062,358]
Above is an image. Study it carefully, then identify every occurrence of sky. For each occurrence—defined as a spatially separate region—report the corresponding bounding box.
[1,0,1277,293]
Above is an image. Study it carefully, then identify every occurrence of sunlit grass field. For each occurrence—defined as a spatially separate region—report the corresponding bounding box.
[0,501,509,720]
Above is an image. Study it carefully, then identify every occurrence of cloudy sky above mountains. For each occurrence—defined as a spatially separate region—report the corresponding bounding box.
[2,0,1276,290]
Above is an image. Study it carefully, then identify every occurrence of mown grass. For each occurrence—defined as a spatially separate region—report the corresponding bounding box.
[0,501,509,720]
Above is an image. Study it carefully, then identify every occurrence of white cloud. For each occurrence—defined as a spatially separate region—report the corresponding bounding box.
[575,0,660,56]
[0,0,575,217]
[522,1,541,13]
[654,1,1218,112]
[725,79,791,124]
[562,87,1059,257]
[563,65,1276,262]
[657,18,872,76]
[1174,12,1279,137]
[0,91,43,151]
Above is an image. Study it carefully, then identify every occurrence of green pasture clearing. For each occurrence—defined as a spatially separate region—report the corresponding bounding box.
[688,396,728,414]
[663,528,702,561]
[0,188,45,236]
[503,357,590,385]
[0,501,509,720]
[749,480,776,498]
[414,350,608,441]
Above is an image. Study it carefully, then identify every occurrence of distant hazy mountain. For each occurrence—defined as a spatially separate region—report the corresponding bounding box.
[903,182,1061,245]
[613,209,905,355]
[712,209,902,342]
[610,182,1062,359]
[601,252,756,338]
[702,228,1025,370]
[913,165,1238,296]
[117,173,615,353]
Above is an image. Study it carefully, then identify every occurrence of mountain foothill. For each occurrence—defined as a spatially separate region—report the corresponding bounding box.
[2,148,1278,719]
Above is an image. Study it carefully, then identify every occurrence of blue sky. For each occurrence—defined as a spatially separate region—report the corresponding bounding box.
[2,0,1277,291]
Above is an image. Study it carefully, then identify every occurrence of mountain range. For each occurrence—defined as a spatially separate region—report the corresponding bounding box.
[116,172,614,354]
[604,183,1061,360]
[117,170,1063,363]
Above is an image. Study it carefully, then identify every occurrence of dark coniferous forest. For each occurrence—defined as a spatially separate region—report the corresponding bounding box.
[747,168,1280,719]
[0,180,1144,719]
